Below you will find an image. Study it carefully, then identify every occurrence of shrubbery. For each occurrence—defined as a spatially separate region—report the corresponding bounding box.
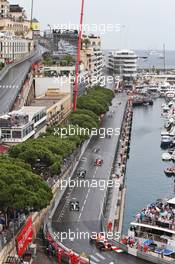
[70,86,114,129]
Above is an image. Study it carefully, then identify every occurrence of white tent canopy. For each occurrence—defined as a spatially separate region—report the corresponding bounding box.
[167,197,175,205]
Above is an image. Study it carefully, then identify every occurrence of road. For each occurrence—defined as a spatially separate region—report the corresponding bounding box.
[0,45,45,115]
[52,94,150,264]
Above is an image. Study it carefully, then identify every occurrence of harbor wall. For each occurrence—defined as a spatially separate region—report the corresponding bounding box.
[102,98,133,234]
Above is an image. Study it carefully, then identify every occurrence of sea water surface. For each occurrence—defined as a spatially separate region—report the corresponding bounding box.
[123,98,174,233]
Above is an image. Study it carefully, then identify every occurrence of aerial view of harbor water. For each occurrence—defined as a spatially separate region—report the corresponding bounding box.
[1,0,175,264]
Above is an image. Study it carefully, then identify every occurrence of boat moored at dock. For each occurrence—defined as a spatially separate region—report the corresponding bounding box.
[161,135,172,149]
[121,198,175,264]
[164,167,175,177]
[132,95,153,107]
[162,152,172,161]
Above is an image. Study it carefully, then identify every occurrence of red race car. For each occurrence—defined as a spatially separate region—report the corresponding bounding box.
[94,159,103,166]
[90,234,123,253]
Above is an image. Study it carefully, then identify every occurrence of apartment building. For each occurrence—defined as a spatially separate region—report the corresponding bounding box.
[0,1,32,39]
[9,4,26,21]
[0,18,30,37]
[0,0,9,18]
[0,35,34,63]
[36,64,89,96]
[81,35,103,87]
[108,49,138,87]
[0,107,47,143]
[0,1,26,20]
[30,89,72,126]
[52,29,78,58]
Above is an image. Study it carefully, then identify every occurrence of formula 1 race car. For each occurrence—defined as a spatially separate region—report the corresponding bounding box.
[89,234,112,251]
[77,168,86,178]
[90,234,123,253]
[69,200,80,212]
[94,159,103,166]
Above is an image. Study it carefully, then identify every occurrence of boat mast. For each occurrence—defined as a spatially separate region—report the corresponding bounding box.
[163,43,166,73]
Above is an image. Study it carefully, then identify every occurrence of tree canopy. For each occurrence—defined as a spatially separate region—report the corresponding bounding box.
[5,87,114,212]
[0,156,52,210]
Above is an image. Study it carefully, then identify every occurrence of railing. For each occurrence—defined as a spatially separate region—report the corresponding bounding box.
[0,45,45,82]
[134,218,175,231]
[0,215,27,252]
[138,251,175,264]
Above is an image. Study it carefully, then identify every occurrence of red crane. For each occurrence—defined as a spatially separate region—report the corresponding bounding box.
[73,0,85,112]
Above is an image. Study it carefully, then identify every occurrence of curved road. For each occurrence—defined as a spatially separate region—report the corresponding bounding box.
[52,94,151,264]
[0,46,45,114]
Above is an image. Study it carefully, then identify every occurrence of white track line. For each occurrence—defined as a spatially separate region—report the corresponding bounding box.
[90,255,100,262]
[95,252,105,260]
[78,167,98,221]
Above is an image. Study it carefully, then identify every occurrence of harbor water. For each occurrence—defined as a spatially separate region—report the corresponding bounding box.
[123,98,174,234]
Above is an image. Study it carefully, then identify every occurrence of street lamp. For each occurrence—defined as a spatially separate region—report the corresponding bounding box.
[48,24,53,51]
[48,24,52,38]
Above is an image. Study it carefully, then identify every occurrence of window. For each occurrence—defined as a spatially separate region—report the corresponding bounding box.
[12,130,22,139]
[1,129,11,139]
[23,124,33,137]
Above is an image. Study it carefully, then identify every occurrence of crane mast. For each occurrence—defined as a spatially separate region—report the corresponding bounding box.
[73,0,85,112]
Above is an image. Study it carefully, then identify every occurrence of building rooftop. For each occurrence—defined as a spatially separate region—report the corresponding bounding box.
[30,91,70,110]
[10,4,23,13]
[0,106,46,128]
[22,106,46,122]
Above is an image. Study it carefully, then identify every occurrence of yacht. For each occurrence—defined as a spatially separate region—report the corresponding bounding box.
[161,135,172,149]
[124,198,175,263]
[169,127,175,137]
[162,153,172,161]
[161,130,170,137]
[162,104,170,114]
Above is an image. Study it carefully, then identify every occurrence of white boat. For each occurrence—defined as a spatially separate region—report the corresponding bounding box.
[168,101,174,108]
[169,126,175,137]
[164,118,174,129]
[162,153,172,161]
[161,129,169,136]
[161,135,172,148]
[171,154,175,162]
[162,105,170,113]
[166,91,175,100]
[126,198,175,263]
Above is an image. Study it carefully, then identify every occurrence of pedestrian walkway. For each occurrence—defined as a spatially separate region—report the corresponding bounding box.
[35,233,57,264]
[35,247,57,264]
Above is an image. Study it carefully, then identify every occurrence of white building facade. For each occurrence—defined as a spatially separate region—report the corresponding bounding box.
[0,0,9,18]
[0,107,46,143]
[108,49,138,87]
[81,35,103,87]
[0,35,34,63]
